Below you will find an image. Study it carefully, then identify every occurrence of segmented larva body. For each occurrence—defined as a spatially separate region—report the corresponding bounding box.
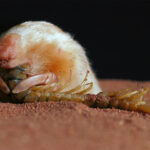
[0,21,101,95]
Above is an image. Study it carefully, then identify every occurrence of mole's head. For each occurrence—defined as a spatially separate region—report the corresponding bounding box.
[0,33,26,68]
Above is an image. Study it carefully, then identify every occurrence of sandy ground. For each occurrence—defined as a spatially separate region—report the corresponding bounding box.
[0,80,150,150]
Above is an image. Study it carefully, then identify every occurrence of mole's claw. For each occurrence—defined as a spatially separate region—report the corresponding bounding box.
[0,76,10,94]
[12,72,56,94]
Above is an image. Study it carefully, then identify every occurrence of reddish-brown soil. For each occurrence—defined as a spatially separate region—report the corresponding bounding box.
[0,80,150,150]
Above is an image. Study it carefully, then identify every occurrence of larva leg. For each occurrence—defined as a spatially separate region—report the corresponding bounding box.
[53,70,72,93]
[74,82,93,95]
[115,88,148,101]
[106,88,150,113]
[64,71,91,94]
[12,73,56,94]
[54,70,93,94]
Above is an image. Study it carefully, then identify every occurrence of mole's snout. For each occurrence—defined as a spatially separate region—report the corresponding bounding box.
[0,33,20,62]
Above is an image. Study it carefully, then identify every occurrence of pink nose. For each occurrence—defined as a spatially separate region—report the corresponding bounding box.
[0,33,20,61]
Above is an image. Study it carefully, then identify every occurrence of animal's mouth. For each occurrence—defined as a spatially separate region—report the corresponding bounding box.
[0,64,29,94]
[0,64,31,102]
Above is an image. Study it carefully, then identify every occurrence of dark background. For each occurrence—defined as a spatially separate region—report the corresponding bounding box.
[0,0,149,81]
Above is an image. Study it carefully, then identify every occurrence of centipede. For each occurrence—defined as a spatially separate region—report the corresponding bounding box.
[0,21,150,114]
[0,64,149,114]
